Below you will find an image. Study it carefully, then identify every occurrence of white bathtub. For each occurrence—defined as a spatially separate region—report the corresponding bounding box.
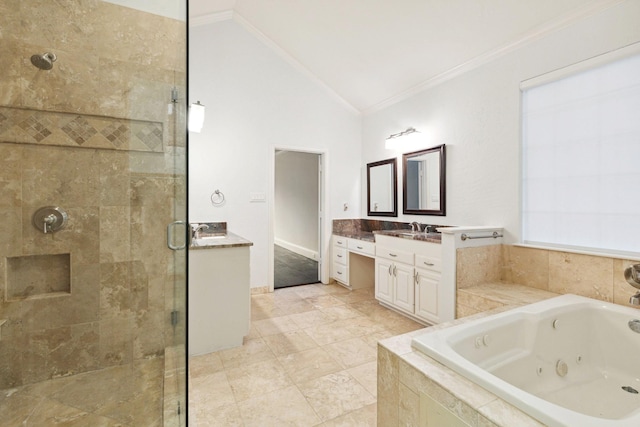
[412,294,640,427]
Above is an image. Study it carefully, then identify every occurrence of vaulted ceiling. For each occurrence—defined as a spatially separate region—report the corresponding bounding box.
[189,0,620,113]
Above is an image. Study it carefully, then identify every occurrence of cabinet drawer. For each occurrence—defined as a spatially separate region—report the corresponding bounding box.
[415,254,441,272]
[333,247,347,265]
[333,236,347,247]
[332,262,349,284]
[347,239,375,256]
[376,246,413,265]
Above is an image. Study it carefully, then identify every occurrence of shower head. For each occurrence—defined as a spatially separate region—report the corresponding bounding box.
[30,52,57,70]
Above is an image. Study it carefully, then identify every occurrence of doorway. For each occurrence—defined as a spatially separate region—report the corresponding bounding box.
[273,150,322,288]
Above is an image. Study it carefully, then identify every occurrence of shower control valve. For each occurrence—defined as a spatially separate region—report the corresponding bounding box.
[33,206,68,234]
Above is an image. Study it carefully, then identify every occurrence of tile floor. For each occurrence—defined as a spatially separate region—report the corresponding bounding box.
[188,282,425,426]
[274,245,319,289]
[0,358,165,426]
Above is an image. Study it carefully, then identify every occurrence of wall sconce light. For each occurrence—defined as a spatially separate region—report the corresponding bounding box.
[188,101,205,133]
[385,127,420,149]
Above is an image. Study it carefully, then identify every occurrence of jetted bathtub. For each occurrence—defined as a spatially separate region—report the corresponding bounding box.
[412,294,640,427]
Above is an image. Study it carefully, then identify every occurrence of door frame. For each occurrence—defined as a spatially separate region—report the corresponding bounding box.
[268,146,328,292]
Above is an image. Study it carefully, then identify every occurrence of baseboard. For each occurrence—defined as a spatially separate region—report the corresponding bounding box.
[250,286,270,295]
[275,238,318,261]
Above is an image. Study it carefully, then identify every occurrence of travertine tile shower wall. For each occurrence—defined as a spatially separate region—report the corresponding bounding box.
[456,245,638,307]
[0,1,186,388]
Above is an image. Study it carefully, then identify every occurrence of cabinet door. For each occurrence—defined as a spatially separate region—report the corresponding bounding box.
[415,268,440,323]
[375,258,393,304]
[393,263,415,313]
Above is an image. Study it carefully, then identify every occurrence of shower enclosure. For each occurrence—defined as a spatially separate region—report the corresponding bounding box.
[0,1,187,425]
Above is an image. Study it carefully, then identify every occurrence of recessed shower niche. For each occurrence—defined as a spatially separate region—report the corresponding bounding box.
[6,253,71,300]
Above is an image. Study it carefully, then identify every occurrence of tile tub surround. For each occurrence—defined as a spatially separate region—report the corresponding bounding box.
[378,287,556,427]
[456,244,640,310]
[188,282,425,426]
[0,1,186,389]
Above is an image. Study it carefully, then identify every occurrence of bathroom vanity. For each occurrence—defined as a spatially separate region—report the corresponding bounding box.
[188,223,253,356]
[331,226,452,325]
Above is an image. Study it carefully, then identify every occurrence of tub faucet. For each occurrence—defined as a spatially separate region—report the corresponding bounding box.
[624,264,640,305]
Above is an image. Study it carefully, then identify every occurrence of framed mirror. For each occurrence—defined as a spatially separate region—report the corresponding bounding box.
[403,144,446,216]
[367,158,397,217]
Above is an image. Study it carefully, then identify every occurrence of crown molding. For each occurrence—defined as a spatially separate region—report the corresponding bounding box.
[189,10,233,27]
[363,0,626,115]
[232,12,360,115]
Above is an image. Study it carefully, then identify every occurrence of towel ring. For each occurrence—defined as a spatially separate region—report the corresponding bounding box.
[211,189,225,206]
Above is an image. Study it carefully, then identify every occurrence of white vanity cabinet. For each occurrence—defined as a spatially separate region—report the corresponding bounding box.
[331,236,349,286]
[375,246,414,312]
[331,235,375,290]
[374,234,445,324]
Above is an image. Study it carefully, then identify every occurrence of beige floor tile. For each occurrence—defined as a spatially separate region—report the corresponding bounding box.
[278,347,343,385]
[319,403,377,426]
[237,385,321,427]
[263,329,319,356]
[348,361,378,397]
[325,337,377,368]
[226,358,292,402]
[303,320,358,346]
[339,315,388,337]
[253,315,301,336]
[304,294,346,309]
[294,284,329,298]
[194,402,243,427]
[274,298,317,314]
[320,304,365,320]
[288,309,335,329]
[298,371,376,422]
[190,371,236,411]
[218,338,275,369]
[188,282,430,426]
[322,283,353,295]
[332,288,376,304]
[189,352,224,378]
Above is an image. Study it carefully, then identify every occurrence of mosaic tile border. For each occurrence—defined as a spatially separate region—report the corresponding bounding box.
[0,106,164,153]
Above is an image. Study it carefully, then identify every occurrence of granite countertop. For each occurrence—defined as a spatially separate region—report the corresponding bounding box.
[189,231,253,250]
[373,229,442,244]
[332,231,376,242]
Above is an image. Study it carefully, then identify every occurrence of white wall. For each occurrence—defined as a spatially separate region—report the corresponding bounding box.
[189,20,361,289]
[362,1,640,244]
[275,151,319,258]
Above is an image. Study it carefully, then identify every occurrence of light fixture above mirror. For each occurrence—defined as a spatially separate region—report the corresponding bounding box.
[385,127,420,150]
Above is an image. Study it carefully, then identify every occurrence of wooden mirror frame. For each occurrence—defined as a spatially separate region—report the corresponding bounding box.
[367,158,398,217]
[402,144,446,216]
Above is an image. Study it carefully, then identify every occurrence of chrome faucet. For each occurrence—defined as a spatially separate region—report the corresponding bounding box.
[192,223,210,239]
[410,222,421,232]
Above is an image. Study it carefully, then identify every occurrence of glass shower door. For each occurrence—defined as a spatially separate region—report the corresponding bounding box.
[0,1,187,425]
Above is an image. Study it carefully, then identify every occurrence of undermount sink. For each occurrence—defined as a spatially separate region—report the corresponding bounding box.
[197,233,227,240]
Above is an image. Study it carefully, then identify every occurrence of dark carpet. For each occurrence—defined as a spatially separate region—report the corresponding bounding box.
[274,244,319,289]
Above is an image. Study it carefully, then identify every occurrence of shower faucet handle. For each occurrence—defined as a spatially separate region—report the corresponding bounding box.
[33,206,68,234]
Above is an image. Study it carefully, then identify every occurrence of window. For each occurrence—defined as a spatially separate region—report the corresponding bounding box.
[521,47,640,256]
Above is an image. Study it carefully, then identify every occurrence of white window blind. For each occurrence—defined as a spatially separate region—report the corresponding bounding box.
[522,51,640,255]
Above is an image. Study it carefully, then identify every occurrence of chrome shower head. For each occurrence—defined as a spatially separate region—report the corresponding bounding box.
[30,52,57,70]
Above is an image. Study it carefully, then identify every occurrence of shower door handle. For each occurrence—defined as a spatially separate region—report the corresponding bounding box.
[167,221,187,250]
